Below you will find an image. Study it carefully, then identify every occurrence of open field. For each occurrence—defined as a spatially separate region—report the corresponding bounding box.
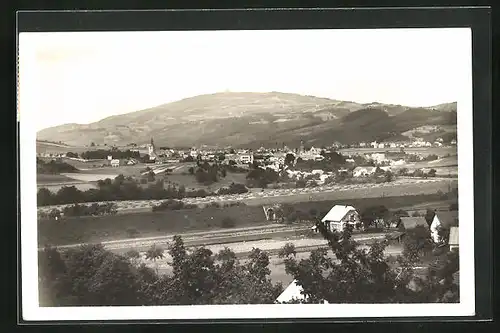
[339,146,456,157]
[60,172,121,182]
[391,155,458,176]
[162,172,248,191]
[38,189,456,247]
[36,141,89,154]
[38,205,269,246]
[37,173,77,184]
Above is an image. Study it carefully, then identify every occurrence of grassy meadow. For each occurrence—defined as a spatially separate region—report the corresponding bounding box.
[37,192,456,248]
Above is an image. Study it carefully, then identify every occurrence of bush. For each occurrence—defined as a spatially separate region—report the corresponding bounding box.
[152,199,195,212]
[295,179,306,188]
[126,228,140,238]
[223,202,246,208]
[221,217,236,228]
[125,249,141,259]
[218,183,249,195]
[206,202,221,208]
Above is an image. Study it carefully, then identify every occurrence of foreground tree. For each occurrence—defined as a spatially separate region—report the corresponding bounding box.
[280,218,459,304]
[145,244,165,274]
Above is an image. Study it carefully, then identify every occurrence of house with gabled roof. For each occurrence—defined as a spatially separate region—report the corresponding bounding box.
[321,205,360,232]
[430,211,459,243]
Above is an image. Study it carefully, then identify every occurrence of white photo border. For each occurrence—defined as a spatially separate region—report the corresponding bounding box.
[19,27,475,321]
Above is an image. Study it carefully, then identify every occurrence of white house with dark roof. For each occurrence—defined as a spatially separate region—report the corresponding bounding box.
[430,211,459,244]
[321,205,360,232]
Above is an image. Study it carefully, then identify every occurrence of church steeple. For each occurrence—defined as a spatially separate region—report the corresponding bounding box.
[150,137,154,146]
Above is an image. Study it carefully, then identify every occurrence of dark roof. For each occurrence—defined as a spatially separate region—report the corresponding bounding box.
[449,226,459,245]
[436,211,459,228]
[400,216,428,229]
[387,231,405,240]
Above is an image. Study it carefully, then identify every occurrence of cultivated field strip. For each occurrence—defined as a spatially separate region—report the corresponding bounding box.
[39,224,309,251]
[38,178,457,214]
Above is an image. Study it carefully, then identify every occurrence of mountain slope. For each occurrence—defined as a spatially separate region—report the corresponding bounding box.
[37,92,457,148]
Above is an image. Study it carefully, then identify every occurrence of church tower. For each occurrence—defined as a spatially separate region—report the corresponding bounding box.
[148,137,156,157]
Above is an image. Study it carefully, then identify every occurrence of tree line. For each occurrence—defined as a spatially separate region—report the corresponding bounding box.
[37,174,253,207]
[37,158,78,174]
[67,149,142,160]
[37,175,211,207]
[38,218,459,306]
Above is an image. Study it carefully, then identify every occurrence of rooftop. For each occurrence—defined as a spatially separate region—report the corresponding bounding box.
[436,211,459,228]
[322,205,357,223]
[400,216,428,229]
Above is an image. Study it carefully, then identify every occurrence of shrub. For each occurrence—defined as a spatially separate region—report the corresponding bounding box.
[295,179,306,188]
[221,217,236,228]
[436,190,448,200]
[206,202,221,208]
[223,202,246,208]
[278,243,296,258]
[49,208,62,220]
[218,183,249,195]
[126,228,140,238]
[152,199,188,212]
[125,249,141,259]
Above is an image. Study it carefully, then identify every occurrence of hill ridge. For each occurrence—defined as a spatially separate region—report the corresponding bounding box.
[37,92,457,147]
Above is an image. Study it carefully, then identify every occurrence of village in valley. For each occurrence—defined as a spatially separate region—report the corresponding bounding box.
[29,27,465,308]
[36,131,459,305]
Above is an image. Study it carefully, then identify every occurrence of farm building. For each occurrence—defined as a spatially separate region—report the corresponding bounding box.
[399,216,428,231]
[448,226,459,251]
[110,159,120,167]
[353,166,376,177]
[321,205,360,232]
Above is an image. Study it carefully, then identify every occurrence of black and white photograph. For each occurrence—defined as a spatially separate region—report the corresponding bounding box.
[19,20,478,321]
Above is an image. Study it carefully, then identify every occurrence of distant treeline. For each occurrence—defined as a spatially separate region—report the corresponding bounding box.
[37,174,250,207]
[39,202,118,219]
[37,158,78,174]
[67,149,142,160]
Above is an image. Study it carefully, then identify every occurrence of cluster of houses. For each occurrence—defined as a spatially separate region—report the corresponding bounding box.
[275,204,459,303]
[313,204,458,246]
[354,137,456,149]
[52,136,452,175]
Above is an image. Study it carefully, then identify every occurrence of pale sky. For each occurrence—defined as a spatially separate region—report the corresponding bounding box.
[18,28,471,131]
